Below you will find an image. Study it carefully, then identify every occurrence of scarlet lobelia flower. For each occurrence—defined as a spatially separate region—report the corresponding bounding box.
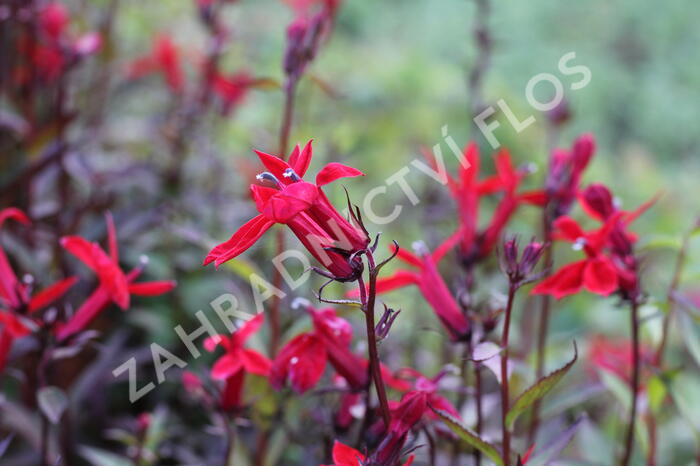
[587,335,653,391]
[321,440,414,466]
[204,140,370,281]
[271,304,367,393]
[423,142,545,266]
[127,35,184,93]
[57,214,176,340]
[532,184,655,300]
[544,133,595,220]
[350,233,470,342]
[0,208,78,370]
[204,313,271,409]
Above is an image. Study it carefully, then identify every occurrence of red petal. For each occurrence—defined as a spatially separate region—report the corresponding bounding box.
[56,285,112,340]
[254,149,292,181]
[262,182,318,223]
[270,333,327,394]
[232,313,265,346]
[28,276,78,313]
[531,260,587,299]
[251,184,279,212]
[211,353,244,380]
[494,149,518,189]
[375,271,420,294]
[432,227,464,264]
[289,140,313,177]
[316,163,364,187]
[583,257,619,296]
[60,236,98,271]
[331,441,366,466]
[241,349,271,376]
[522,444,536,464]
[0,311,31,337]
[0,208,31,228]
[204,335,228,352]
[128,280,176,296]
[392,243,422,268]
[553,216,586,242]
[204,215,275,267]
[518,190,548,206]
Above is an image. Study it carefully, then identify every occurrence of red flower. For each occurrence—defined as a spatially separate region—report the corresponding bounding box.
[391,367,460,420]
[372,390,427,465]
[587,335,653,390]
[351,232,470,341]
[423,143,544,265]
[204,314,270,409]
[210,71,252,115]
[0,209,78,370]
[544,133,595,219]
[271,305,367,393]
[40,3,70,41]
[531,215,621,299]
[127,35,184,93]
[320,440,414,466]
[204,141,369,281]
[57,214,176,340]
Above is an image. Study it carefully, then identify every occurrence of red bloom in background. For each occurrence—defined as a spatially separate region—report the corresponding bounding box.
[271,305,367,393]
[321,440,414,466]
[351,232,470,341]
[391,368,460,420]
[544,133,595,219]
[204,314,270,409]
[57,214,176,340]
[531,214,621,299]
[423,142,544,265]
[14,1,101,84]
[587,335,653,390]
[0,208,78,370]
[204,141,369,281]
[532,184,654,300]
[210,71,252,115]
[127,35,184,93]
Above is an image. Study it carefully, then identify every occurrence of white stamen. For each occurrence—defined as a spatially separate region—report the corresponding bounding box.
[572,238,586,251]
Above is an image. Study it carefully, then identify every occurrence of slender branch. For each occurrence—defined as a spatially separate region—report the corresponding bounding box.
[620,300,640,466]
[500,284,517,466]
[363,250,392,428]
[528,215,554,445]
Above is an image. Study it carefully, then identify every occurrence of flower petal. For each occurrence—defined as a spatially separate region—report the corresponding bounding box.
[28,276,78,313]
[232,313,265,346]
[289,140,313,177]
[211,353,244,380]
[204,215,275,267]
[240,349,271,376]
[270,333,327,394]
[583,257,619,296]
[128,280,176,296]
[0,208,31,228]
[254,149,292,181]
[261,182,318,223]
[531,260,587,299]
[316,162,364,187]
[553,216,586,242]
[331,441,366,466]
[60,236,99,271]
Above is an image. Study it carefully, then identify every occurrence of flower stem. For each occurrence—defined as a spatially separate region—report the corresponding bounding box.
[620,299,640,466]
[500,284,517,466]
[528,217,554,445]
[362,250,392,429]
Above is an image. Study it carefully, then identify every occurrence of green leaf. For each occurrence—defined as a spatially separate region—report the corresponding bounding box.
[224,258,260,281]
[37,386,68,424]
[431,407,503,466]
[506,342,578,429]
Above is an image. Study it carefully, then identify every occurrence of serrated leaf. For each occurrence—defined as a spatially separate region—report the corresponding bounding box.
[431,407,503,466]
[506,342,578,429]
[37,386,68,424]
